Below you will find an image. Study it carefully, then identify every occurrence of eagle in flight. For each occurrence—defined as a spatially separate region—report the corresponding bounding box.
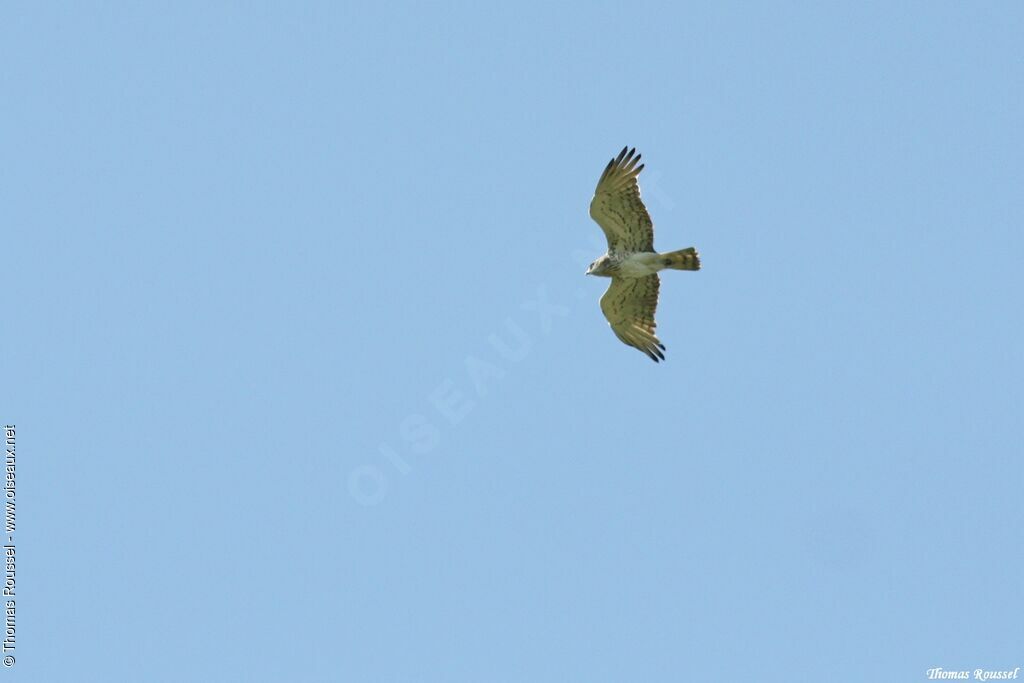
[586,147,701,362]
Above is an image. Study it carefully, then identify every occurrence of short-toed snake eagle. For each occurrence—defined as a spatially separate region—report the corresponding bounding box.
[586,147,701,362]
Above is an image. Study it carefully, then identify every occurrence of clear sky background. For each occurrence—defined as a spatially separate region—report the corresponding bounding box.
[3,3,1023,681]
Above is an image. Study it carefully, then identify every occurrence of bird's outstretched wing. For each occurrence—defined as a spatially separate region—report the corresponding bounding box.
[600,274,665,362]
[589,147,655,253]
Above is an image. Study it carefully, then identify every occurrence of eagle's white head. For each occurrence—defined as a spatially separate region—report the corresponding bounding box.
[586,255,612,277]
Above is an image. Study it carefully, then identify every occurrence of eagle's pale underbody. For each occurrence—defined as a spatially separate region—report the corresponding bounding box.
[586,147,701,362]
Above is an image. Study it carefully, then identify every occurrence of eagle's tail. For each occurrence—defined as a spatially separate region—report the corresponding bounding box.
[660,247,701,271]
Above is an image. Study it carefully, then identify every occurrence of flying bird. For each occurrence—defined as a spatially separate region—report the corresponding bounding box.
[586,147,701,362]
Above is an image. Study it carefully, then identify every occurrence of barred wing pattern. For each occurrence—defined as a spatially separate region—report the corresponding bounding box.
[599,274,665,362]
[589,147,654,253]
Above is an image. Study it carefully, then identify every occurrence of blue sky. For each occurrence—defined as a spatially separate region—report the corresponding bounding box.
[4,2,1023,681]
